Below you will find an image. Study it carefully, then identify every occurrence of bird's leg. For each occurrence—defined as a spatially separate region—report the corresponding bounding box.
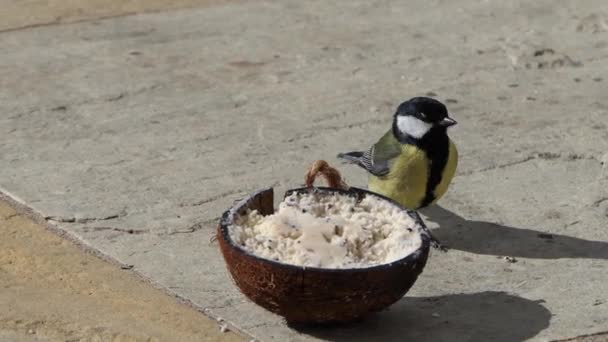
[421,225,448,252]
[429,234,448,252]
[407,210,449,252]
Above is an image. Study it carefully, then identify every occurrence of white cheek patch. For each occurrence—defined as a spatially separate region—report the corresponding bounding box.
[396,116,432,139]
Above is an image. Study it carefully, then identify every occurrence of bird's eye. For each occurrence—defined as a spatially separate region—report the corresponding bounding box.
[419,112,427,119]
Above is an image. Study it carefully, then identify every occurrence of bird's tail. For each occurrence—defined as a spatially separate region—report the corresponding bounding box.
[337,151,372,172]
[337,151,364,164]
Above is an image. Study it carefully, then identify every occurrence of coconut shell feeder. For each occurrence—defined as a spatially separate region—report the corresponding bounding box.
[217,160,433,324]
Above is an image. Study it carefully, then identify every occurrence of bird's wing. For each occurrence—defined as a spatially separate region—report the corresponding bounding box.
[367,129,402,176]
[338,130,402,177]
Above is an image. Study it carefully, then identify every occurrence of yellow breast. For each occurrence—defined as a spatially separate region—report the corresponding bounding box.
[368,140,458,209]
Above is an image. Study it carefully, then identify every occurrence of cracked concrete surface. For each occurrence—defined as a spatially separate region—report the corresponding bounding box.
[1,0,608,341]
[0,0,242,32]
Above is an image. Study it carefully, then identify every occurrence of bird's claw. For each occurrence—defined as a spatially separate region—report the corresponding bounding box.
[417,223,448,252]
[425,230,448,252]
[431,238,449,252]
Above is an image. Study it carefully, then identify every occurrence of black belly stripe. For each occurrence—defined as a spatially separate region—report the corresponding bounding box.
[419,129,450,208]
[392,124,451,208]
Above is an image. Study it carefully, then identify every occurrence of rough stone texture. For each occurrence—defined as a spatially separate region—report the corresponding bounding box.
[1,0,607,341]
[558,332,608,342]
[0,0,241,32]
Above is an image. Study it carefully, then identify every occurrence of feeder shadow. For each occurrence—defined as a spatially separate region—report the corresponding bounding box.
[291,291,550,342]
[420,205,608,259]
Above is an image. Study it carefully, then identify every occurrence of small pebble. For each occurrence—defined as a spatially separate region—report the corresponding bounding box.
[219,324,229,333]
[28,329,35,334]
[502,256,517,263]
[432,313,440,318]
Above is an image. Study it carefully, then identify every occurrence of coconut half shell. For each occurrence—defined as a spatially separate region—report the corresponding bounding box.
[217,186,431,323]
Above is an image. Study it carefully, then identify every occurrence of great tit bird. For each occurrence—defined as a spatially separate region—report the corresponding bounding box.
[337,97,458,211]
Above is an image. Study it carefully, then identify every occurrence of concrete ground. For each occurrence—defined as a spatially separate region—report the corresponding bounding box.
[1,0,608,341]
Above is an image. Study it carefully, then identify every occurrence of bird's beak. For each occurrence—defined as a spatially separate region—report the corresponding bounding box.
[439,116,457,127]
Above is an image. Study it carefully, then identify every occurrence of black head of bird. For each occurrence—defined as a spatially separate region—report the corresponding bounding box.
[393,97,457,141]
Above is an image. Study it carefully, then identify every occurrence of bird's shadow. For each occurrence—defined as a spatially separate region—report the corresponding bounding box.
[291,291,551,342]
[420,205,608,259]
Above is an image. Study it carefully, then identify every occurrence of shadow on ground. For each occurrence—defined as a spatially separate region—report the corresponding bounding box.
[420,206,608,259]
[292,291,550,342]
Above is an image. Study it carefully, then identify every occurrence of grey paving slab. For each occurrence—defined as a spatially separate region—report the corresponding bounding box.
[1,0,608,341]
[0,0,240,32]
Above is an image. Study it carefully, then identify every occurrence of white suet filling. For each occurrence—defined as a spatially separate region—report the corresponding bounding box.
[229,192,422,269]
